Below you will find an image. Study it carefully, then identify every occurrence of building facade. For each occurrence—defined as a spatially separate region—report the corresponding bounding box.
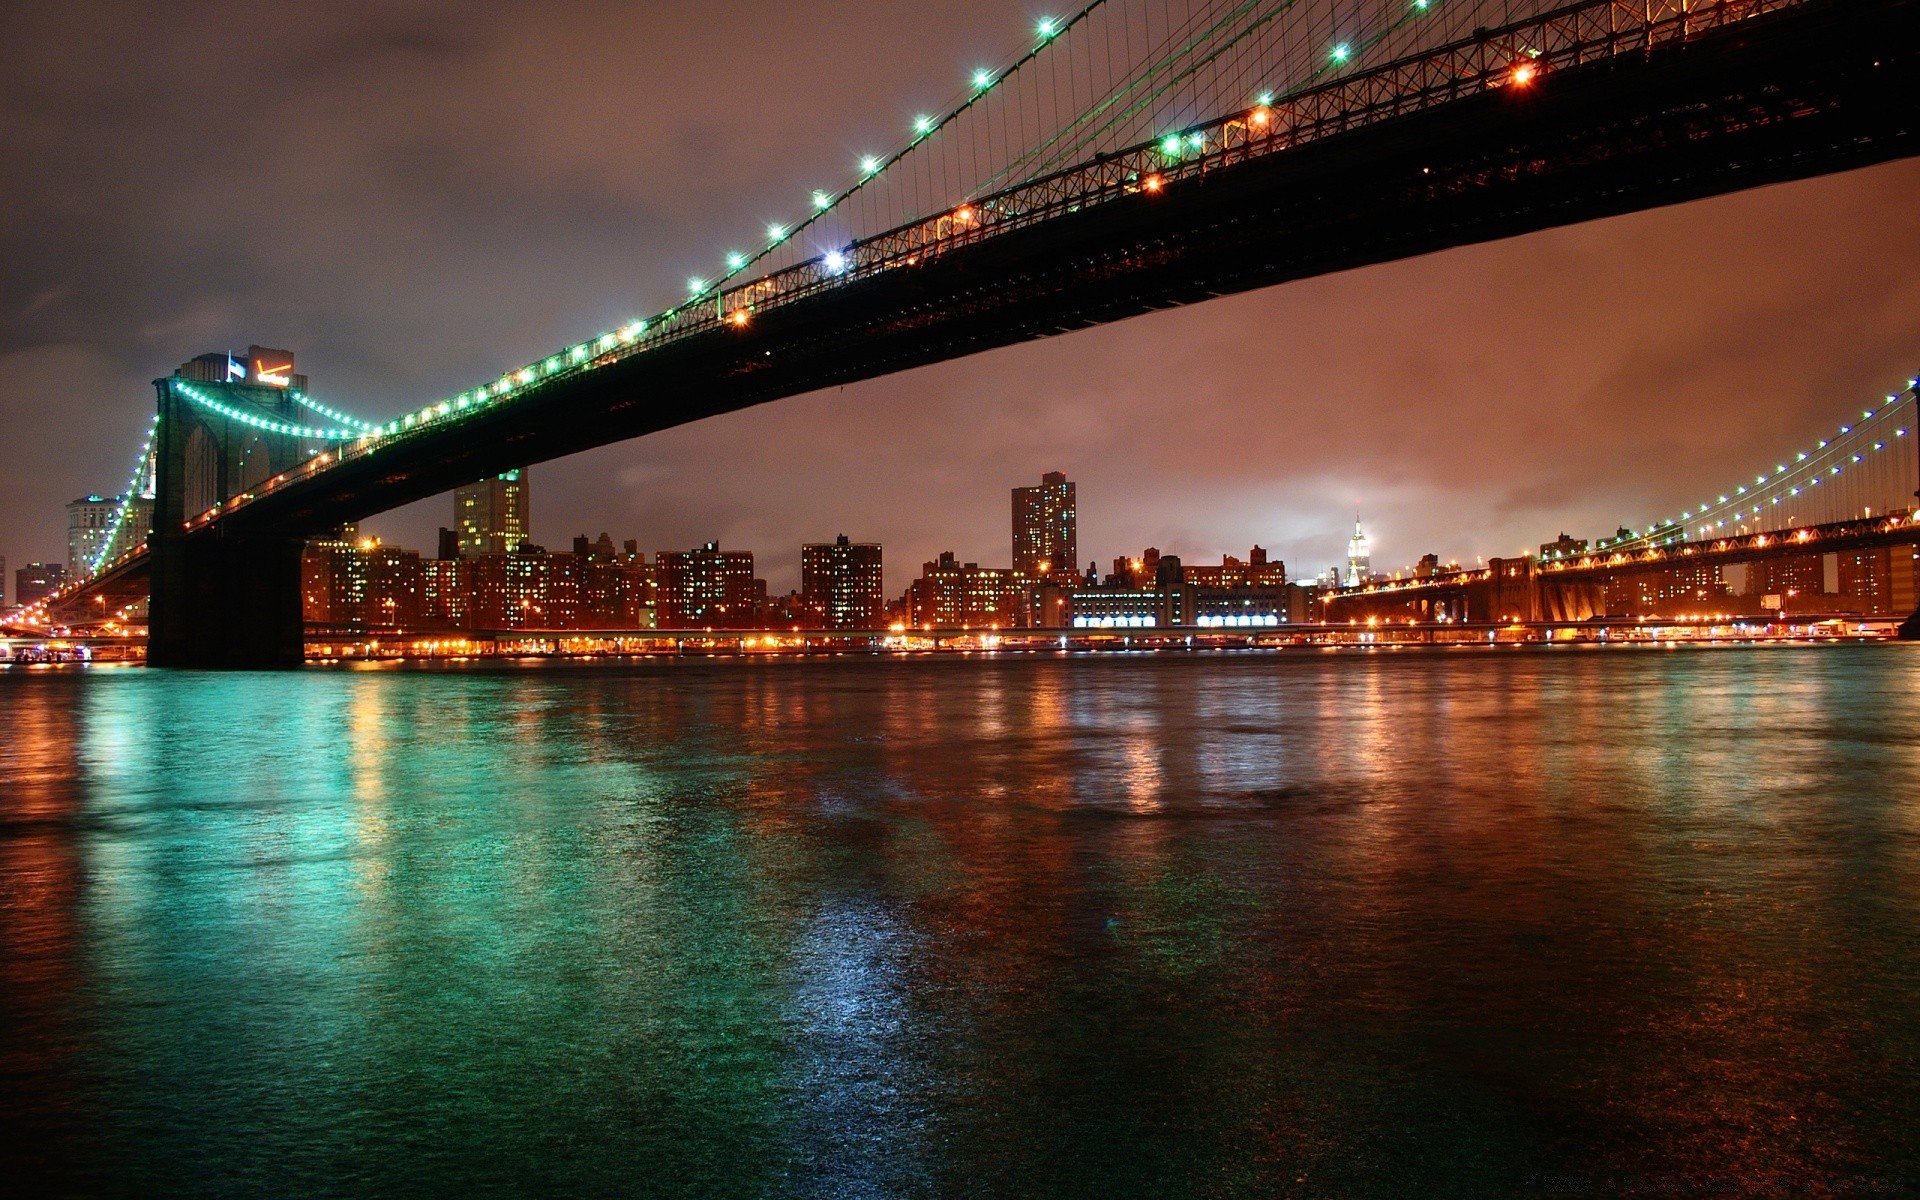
[1744,553,1824,600]
[907,552,1026,628]
[657,542,762,628]
[1012,471,1076,578]
[1836,546,1919,615]
[455,469,530,557]
[16,562,70,607]
[801,535,884,628]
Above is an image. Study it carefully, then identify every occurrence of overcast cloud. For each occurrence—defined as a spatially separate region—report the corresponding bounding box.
[4,1,1917,593]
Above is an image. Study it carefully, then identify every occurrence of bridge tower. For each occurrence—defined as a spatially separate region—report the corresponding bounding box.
[148,348,318,668]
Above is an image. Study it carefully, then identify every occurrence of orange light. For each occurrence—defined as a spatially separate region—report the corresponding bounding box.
[729,311,750,327]
[955,206,975,224]
[1250,106,1271,127]
[1510,62,1537,86]
[1143,174,1163,193]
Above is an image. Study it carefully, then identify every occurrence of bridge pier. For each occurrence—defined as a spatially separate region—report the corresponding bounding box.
[148,532,307,669]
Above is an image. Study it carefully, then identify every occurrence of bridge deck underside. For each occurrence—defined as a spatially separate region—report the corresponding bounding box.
[188,0,1919,543]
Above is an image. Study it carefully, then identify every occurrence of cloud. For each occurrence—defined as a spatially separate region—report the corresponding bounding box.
[2,2,1917,595]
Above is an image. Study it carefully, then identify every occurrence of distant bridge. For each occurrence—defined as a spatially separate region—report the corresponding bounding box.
[15,0,1920,664]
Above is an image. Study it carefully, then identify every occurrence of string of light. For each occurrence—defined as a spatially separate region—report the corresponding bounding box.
[1588,379,1919,556]
[83,415,161,577]
[172,380,361,440]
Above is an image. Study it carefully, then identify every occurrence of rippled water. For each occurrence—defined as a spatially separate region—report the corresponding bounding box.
[4,646,1919,1197]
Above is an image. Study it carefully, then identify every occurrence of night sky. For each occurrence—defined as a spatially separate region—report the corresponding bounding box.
[4,1,1918,594]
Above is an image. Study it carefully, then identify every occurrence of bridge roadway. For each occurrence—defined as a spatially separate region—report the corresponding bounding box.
[117,0,1920,664]
[1325,511,1920,627]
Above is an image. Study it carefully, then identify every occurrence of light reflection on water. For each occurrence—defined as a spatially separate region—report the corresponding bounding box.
[2,646,1919,1197]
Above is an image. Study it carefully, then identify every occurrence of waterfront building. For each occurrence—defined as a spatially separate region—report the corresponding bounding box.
[1012,471,1076,578]
[1345,518,1372,587]
[301,525,363,626]
[1744,554,1824,600]
[1184,546,1287,589]
[1191,589,1286,626]
[1071,582,1163,628]
[14,563,68,607]
[1836,546,1919,615]
[801,535,884,628]
[907,552,1026,628]
[422,557,466,628]
[362,544,423,629]
[455,469,530,557]
[1604,563,1728,616]
[657,542,762,628]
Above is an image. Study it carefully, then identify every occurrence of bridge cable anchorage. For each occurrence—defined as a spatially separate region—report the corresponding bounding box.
[1559,381,1920,563]
[201,0,1826,534]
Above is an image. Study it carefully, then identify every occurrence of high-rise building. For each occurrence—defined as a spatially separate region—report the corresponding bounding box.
[0,555,7,607]
[1012,471,1076,577]
[68,496,118,573]
[363,545,424,629]
[1345,518,1371,587]
[1745,554,1823,599]
[455,469,530,557]
[907,552,1025,628]
[657,542,762,628]
[67,493,153,576]
[1836,547,1918,615]
[16,563,70,607]
[301,525,366,626]
[1604,563,1727,616]
[801,535,884,628]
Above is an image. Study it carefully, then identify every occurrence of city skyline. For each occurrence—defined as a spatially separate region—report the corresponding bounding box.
[3,3,1919,591]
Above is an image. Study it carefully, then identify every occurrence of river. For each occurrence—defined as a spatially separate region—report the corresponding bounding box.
[3,645,1917,1197]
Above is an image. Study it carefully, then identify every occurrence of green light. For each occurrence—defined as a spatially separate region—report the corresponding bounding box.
[726,252,745,270]
[972,68,993,89]
[1414,0,1428,9]
[688,277,706,294]
[860,155,881,174]
[914,115,934,134]
[812,190,833,210]
[1160,134,1182,156]
[767,223,786,241]
[1332,43,1351,62]
[1036,17,1057,38]
[1256,91,1273,105]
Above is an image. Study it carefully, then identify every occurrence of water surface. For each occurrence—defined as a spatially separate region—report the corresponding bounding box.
[4,646,1918,1197]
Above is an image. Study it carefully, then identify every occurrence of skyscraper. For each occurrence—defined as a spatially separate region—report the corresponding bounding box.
[801,535,884,628]
[1345,518,1371,587]
[657,542,762,628]
[455,469,530,557]
[1012,471,1075,577]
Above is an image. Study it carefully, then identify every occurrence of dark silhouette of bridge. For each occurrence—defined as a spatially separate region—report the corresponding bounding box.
[15,0,1920,665]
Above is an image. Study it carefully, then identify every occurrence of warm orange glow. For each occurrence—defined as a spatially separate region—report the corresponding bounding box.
[1510,62,1537,86]
[729,311,750,327]
[1250,106,1271,127]
[955,206,975,224]
[1143,173,1163,192]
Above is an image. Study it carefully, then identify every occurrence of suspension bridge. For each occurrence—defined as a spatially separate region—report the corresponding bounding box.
[8,0,1920,664]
